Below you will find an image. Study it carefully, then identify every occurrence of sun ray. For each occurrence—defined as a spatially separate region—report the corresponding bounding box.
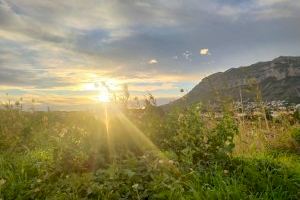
[110,107,181,175]
[98,88,110,103]
[102,103,117,162]
[110,106,165,158]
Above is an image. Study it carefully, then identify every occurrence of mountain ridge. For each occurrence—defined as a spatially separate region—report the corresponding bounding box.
[164,56,300,108]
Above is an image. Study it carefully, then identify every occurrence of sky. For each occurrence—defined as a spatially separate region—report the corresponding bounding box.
[0,0,300,110]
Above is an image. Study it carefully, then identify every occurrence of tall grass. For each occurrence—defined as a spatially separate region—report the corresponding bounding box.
[0,101,299,199]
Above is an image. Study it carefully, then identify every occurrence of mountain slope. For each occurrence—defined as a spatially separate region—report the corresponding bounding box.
[166,56,300,108]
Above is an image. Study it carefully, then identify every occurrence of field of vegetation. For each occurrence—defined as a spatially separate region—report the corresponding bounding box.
[0,98,300,199]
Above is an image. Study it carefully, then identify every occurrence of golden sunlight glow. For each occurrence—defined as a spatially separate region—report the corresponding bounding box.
[98,88,110,102]
[83,79,121,91]
[82,79,122,103]
[105,79,120,91]
[84,83,97,91]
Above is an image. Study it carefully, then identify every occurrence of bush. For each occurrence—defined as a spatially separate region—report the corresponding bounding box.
[160,104,239,166]
[0,105,299,200]
[291,128,300,144]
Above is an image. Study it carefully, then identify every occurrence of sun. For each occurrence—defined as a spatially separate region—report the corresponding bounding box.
[83,79,120,103]
[98,88,110,103]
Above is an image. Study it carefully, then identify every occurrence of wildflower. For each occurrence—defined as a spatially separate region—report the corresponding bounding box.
[132,183,139,190]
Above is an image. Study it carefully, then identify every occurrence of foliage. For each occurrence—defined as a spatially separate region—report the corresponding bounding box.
[159,104,238,166]
[291,128,300,144]
[0,102,299,199]
[294,109,300,122]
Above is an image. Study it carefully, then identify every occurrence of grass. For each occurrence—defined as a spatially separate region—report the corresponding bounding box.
[0,105,299,199]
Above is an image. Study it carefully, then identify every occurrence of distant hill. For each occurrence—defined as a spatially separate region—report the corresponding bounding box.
[164,56,300,108]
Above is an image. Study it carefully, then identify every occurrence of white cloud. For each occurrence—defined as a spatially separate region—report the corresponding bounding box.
[212,0,300,21]
[1,0,300,108]
[200,48,210,55]
[148,59,158,64]
[256,0,287,6]
[182,51,192,61]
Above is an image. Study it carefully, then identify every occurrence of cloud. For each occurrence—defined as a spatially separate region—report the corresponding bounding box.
[182,51,192,61]
[200,48,210,56]
[0,0,300,108]
[0,67,76,89]
[148,59,158,64]
[130,82,175,92]
[256,0,292,6]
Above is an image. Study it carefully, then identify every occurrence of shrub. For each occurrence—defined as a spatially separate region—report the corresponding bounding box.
[0,105,299,200]
[161,104,239,166]
[291,128,300,144]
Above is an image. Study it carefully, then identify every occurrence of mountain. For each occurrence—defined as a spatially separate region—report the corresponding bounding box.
[165,56,300,108]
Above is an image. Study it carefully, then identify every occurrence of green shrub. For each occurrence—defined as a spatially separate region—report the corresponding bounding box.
[161,104,238,166]
[291,128,300,144]
[0,106,299,200]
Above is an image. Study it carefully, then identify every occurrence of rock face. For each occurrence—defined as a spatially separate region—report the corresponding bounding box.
[166,56,300,108]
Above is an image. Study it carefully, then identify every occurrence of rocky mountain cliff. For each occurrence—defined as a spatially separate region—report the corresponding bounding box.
[166,56,300,108]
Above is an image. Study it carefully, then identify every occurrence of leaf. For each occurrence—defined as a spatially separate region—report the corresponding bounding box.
[124,169,135,178]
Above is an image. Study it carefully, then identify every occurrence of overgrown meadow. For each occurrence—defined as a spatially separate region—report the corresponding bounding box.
[0,97,299,200]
